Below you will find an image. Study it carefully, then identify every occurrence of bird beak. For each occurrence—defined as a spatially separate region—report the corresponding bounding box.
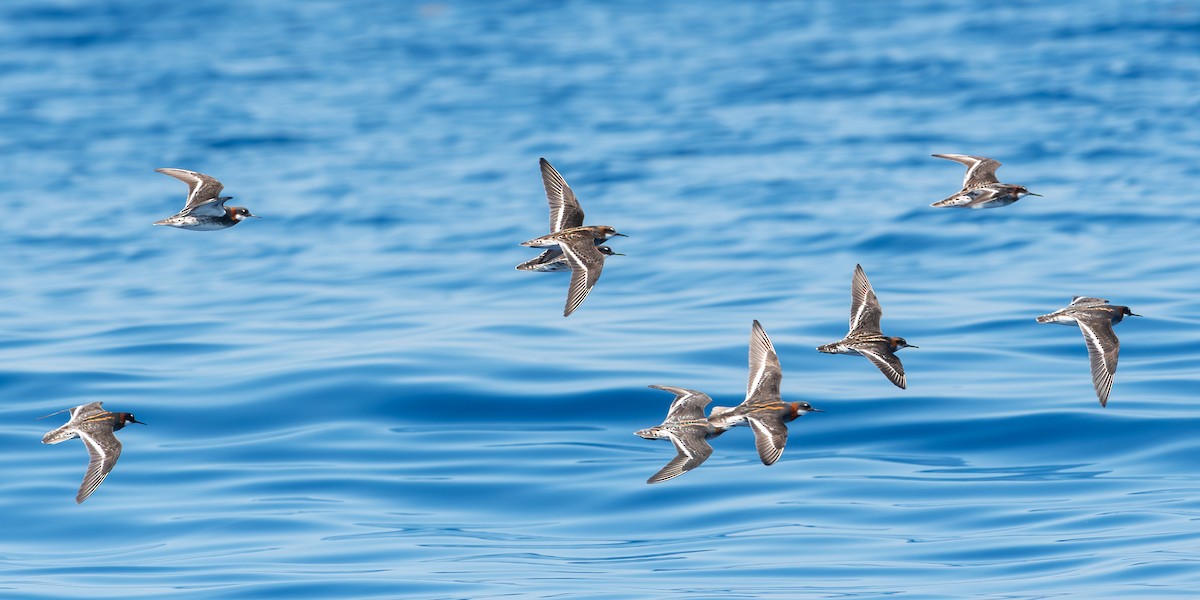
[247,214,261,218]
[1130,312,1143,317]
[808,407,825,413]
[612,252,626,256]
[613,232,628,237]
[131,418,147,425]
[1025,192,1042,197]
[907,344,919,349]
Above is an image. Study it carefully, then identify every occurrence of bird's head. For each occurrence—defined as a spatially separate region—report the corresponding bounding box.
[113,413,145,431]
[792,401,823,416]
[227,206,259,221]
[599,226,626,240]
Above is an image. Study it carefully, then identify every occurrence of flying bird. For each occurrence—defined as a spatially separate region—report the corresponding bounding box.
[709,320,822,466]
[154,168,258,230]
[518,158,625,316]
[41,402,144,503]
[930,154,1039,209]
[817,264,915,389]
[1037,296,1139,406]
[635,385,723,484]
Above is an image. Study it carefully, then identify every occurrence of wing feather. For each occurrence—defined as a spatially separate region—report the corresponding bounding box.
[1076,316,1120,407]
[560,238,607,317]
[76,430,121,503]
[856,344,908,389]
[849,264,882,334]
[745,320,782,402]
[540,158,585,232]
[933,154,1001,188]
[747,416,788,466]
[647,429,713,484]
[156,168,226,215]
[648,385,713,421]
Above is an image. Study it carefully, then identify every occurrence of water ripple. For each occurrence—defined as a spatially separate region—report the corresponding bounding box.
[2,1,1199,598]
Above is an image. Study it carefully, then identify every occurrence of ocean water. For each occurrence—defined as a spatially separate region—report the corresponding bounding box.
[1,1,1198,598]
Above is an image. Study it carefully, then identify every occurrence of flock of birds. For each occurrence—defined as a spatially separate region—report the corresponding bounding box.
[38,155,1140,501]
[507,156,1138,483]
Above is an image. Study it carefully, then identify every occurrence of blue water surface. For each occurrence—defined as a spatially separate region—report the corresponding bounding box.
[1,1,1199,598]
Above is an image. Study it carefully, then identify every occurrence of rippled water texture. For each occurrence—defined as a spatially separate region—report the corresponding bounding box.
[2,1,1198,598]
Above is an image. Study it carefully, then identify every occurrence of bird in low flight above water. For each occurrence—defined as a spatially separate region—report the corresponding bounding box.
[154,168,258,230]
[41,402,145,503]
[517,158,625,316]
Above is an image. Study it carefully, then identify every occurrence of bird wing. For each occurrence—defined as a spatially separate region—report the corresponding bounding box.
[745,320,782,402]
[746,415,789,466]
[848,264,883,335]
[930,187,1000,208]
[649,385,713,421]
[647,428,713,484]
[933,154,1001,189]
[76,428,122,503]
[1076,315,1120,407]
[69,402,106,421]
[856,343,908,389]
[156,168,227,216]
[1070,296,1109,307]
[540,158,585,232]
[560,237,607,317]
[515,248,564,271]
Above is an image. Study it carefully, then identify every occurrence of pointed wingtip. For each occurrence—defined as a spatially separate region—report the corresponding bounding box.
[563,301,580,317]
[760,450,782,466]
[36,407,71,421]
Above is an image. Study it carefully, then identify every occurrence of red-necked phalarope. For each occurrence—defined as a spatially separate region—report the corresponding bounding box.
[817,264,915,389]
[1036,296,1140,407]
[154,168,258,230]
[516,246,623,272]
[40,402,144,503]
[517,158,625,316]
[635,385,724,484]
[708,320,822,466]
[930,154,1039,209]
